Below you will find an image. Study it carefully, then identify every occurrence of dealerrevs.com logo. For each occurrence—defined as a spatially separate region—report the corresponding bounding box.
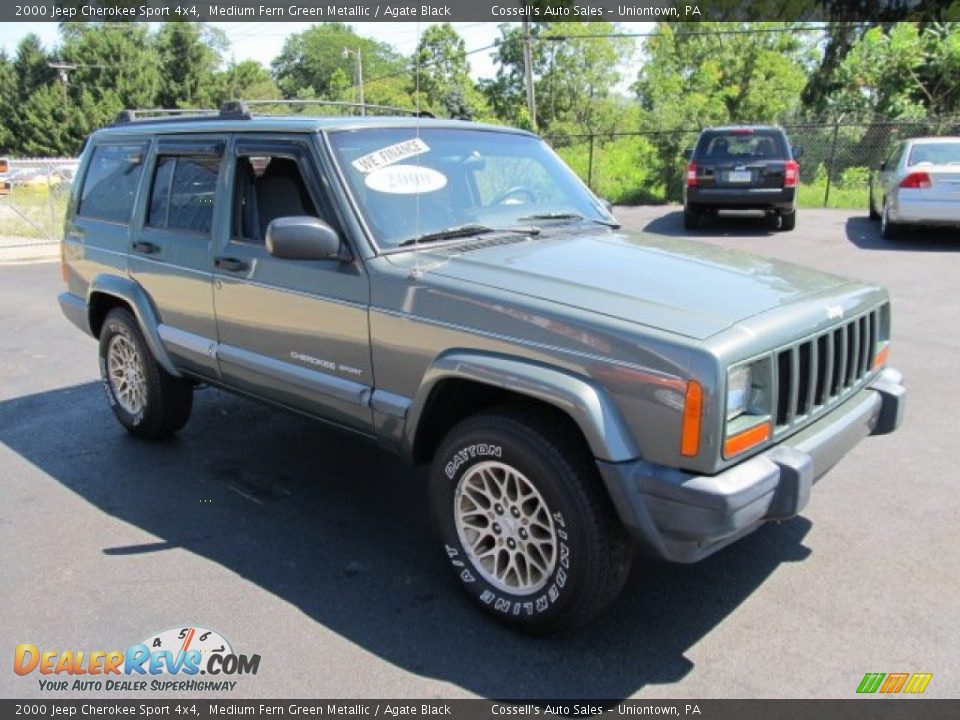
[13,626,260,692]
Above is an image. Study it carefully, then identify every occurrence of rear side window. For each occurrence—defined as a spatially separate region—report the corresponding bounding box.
[78,144,147,223]
[147,155,221,235]
[695,131,788,161]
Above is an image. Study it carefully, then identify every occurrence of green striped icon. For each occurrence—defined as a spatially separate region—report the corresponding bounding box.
[857,672,933,694]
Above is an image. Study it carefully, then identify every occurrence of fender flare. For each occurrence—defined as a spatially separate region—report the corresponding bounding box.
[87,274,181,377]
[404,351,640,463]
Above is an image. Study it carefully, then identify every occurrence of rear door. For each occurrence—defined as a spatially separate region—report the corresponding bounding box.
[129,136,226,378]
[694,129,790,189]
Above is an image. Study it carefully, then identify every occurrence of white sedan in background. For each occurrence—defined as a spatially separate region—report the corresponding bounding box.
[869,136,960,239]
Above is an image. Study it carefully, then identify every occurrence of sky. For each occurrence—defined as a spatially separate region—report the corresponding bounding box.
[0,21,653,86]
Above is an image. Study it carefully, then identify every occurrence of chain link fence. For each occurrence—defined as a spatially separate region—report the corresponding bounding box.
[546,116,960,208]
[0,158,77,254]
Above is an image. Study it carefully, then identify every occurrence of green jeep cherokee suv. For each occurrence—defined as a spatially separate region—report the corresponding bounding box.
[59,103,905,632]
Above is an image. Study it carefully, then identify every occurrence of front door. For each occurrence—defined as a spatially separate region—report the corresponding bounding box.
[212,135,373,433]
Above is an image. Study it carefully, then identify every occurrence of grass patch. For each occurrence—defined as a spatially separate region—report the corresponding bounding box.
[797,182,869,210]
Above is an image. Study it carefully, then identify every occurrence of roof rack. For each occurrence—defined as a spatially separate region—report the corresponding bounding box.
[112,100,435,127]
[224,99,434,118]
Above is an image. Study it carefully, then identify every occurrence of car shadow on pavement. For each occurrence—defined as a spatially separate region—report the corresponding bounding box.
[643,210,780,238]
[844,216,960,252]
[0,382,813,700]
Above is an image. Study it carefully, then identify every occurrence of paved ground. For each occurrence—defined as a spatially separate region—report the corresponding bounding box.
[1,207,957,700]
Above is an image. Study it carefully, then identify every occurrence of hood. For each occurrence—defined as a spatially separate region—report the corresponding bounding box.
[387,229,855,339]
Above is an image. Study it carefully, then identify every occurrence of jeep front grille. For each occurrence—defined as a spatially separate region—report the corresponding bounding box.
[773,308,881,430]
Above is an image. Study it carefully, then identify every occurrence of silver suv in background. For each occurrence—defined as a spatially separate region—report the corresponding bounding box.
[869,136,960,239]
[59,103,904,633]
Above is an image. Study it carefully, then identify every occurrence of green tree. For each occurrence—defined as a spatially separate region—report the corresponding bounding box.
[0,51,16,152]
[412,23,487,119]
[831,22,960,119]
[271,23,407,101]
[13,34,53,101]
[536,22,633,135]
[634,22,812,127]
[480,23,549,128]
[154,22,227,108]
[217,60,281,104]
[59,22,161,122]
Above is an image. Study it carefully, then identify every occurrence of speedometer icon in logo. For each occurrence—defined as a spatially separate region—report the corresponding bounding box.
[141,626,233,671]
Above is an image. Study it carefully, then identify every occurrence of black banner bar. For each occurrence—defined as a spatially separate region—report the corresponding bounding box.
[0,700,957,720]
[2,0,957,23]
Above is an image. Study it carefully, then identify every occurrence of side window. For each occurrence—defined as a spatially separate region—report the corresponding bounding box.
[77,144,147,223]
[231,153,319,243]
[147,155,221,235]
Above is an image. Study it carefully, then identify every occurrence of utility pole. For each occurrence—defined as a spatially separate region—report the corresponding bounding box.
[48,62,77,107]
[522,15,536,130]
[342,47,364,115]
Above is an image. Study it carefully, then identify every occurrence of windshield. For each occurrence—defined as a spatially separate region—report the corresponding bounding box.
[908,142,960,166]
[326,127,614,250]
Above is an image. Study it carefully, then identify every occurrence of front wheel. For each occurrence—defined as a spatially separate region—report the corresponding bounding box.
[98,308,193,439]
[429,409,633,633]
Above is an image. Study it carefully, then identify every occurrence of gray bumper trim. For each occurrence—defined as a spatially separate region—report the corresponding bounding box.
[597,368,905,563]
[58,292,91,337]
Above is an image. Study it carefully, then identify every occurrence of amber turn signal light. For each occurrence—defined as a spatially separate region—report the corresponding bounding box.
[873,345,890,369]
[724,422,772,458]
[680,380,703,457]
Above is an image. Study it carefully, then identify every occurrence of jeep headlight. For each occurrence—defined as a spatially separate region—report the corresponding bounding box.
[726,365,752,420]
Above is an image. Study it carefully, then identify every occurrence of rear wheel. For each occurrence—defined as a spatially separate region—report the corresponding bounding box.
[429,408,633,633]
[683,205,701,230]
[868,186,880,221]
[98,308,193,439]
[779,210,797,231]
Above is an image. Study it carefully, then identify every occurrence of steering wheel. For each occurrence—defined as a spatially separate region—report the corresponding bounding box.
[491,186,537,206]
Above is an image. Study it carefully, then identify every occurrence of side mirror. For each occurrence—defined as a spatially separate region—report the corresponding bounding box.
[878,161,887,171]
[682,148,693,161]
[791,146,803,159]
[266,216,342,260]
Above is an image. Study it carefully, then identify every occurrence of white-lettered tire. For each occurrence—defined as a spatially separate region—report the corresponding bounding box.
[98,308,193,439]
[428,408,633,633]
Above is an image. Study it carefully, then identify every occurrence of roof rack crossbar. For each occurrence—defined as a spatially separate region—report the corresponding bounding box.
[223,99,434,118]
[113,108,221,124]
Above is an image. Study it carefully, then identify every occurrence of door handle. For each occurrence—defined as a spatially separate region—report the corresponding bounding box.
[214,256,249,272]
[132,241,159,255]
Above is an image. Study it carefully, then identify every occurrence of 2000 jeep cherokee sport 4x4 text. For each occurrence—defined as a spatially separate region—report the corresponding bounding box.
[59,104,905,632]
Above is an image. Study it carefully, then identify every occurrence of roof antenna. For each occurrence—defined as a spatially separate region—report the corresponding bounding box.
[412,19,423,278]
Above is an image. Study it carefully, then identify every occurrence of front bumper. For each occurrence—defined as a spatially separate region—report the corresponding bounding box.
[597,367,905,563]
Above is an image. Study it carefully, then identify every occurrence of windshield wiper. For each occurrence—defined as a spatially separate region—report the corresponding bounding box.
[398,224,538,247]
[517,212,620,229]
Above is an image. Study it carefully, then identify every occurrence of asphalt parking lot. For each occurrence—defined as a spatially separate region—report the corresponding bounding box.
[1,207,957,700]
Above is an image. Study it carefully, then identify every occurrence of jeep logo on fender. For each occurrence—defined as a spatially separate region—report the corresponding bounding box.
[445,444,502,479]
